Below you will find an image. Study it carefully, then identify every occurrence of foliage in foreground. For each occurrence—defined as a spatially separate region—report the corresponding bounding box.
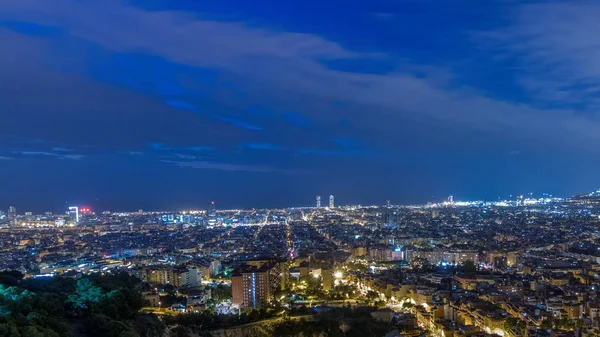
[0,271,164,337]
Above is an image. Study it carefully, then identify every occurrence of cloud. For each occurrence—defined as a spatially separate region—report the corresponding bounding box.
[285,113,309,126]
[127,151,143,156]
[212,114,262,131]
[1,0,359,65]
[149,143,170,151]
[481,1,600,106]
[149,143,213,153]
[188,146,213,152]
[0,156,14,160]
[161,160,279,173]
[59,154,85,160]
[51,147,72,152]
[371,13,397,20]
[164,100,196,111]
[172,154,197,160]
[296,148,374,157]
[15,150,84,159]
[330,137,360,149]
[164,100,262,131]
[3,0,600,155]
[238,141,374,158]
[240,143,285,151]
[18,151,55,156]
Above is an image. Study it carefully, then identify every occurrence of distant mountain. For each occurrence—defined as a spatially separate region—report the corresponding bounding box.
[569,190,600,204]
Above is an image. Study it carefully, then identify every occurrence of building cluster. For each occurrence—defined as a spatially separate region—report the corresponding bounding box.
[3,192,600,335]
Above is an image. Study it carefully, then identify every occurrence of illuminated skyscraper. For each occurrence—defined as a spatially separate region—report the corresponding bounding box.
[68,206,79,223]
[231,261,283,309]
[329,195,334,208]
[7,206,16,220]
[316,196,321,208]
[7,206,16,227]
[208,201,217,225]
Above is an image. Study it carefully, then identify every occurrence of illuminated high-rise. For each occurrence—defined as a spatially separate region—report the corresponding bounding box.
[329,195,334,208]
[68,206,79,223]
[8,206,16,219]
[231,260,283,309]
[8,206,16,227]
[316,196,321,208]
[207,201,217,225]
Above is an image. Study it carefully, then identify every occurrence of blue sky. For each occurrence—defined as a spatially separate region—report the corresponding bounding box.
[1,0,600,211]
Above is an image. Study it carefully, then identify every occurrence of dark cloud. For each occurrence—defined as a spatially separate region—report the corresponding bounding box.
[162,160,283,173]
[0,0,600,210]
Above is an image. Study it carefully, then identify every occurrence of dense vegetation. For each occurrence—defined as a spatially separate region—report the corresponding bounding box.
[163,306,281,336]
[166,305,396,337]
[0,270,401,337]
[0,271,164,337]
[276,306,395,337]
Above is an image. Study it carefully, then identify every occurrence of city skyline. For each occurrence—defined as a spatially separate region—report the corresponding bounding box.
[1,188,596,214]
[2,1,600,210]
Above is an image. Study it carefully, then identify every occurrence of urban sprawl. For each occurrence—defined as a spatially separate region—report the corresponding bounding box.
[3,191,600,337]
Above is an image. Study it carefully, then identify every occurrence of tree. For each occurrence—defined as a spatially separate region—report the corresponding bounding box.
[504,316,526,334]
[0,271,24,287]
[66,278,109,309]
[540,320,553,330]
[211,284,232,301]
[462,260,477,273]
[365,291,378,302]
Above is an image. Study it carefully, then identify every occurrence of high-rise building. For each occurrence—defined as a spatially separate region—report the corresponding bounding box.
[68,206,79,223]
[322,269,333,291]
[329,195,334,208]
[210,260,221,277]
[207,201,217,225]
[316,196,321,208]
[232,260,284,309]
[383,205,396,228]
[8,206,17,227]
[8,206,16,220]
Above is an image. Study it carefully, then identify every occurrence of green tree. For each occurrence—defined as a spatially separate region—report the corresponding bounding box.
[66,278,109,309]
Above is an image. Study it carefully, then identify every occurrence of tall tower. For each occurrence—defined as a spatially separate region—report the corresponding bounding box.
[68,206,79,223]
[8,206,16,227]
[316,196,321,208]
[8,206,16,219]
[329,195,334,208]
[208,201,217,225]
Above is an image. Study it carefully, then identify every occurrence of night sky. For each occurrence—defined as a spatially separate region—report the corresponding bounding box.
[1,0,599,212]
